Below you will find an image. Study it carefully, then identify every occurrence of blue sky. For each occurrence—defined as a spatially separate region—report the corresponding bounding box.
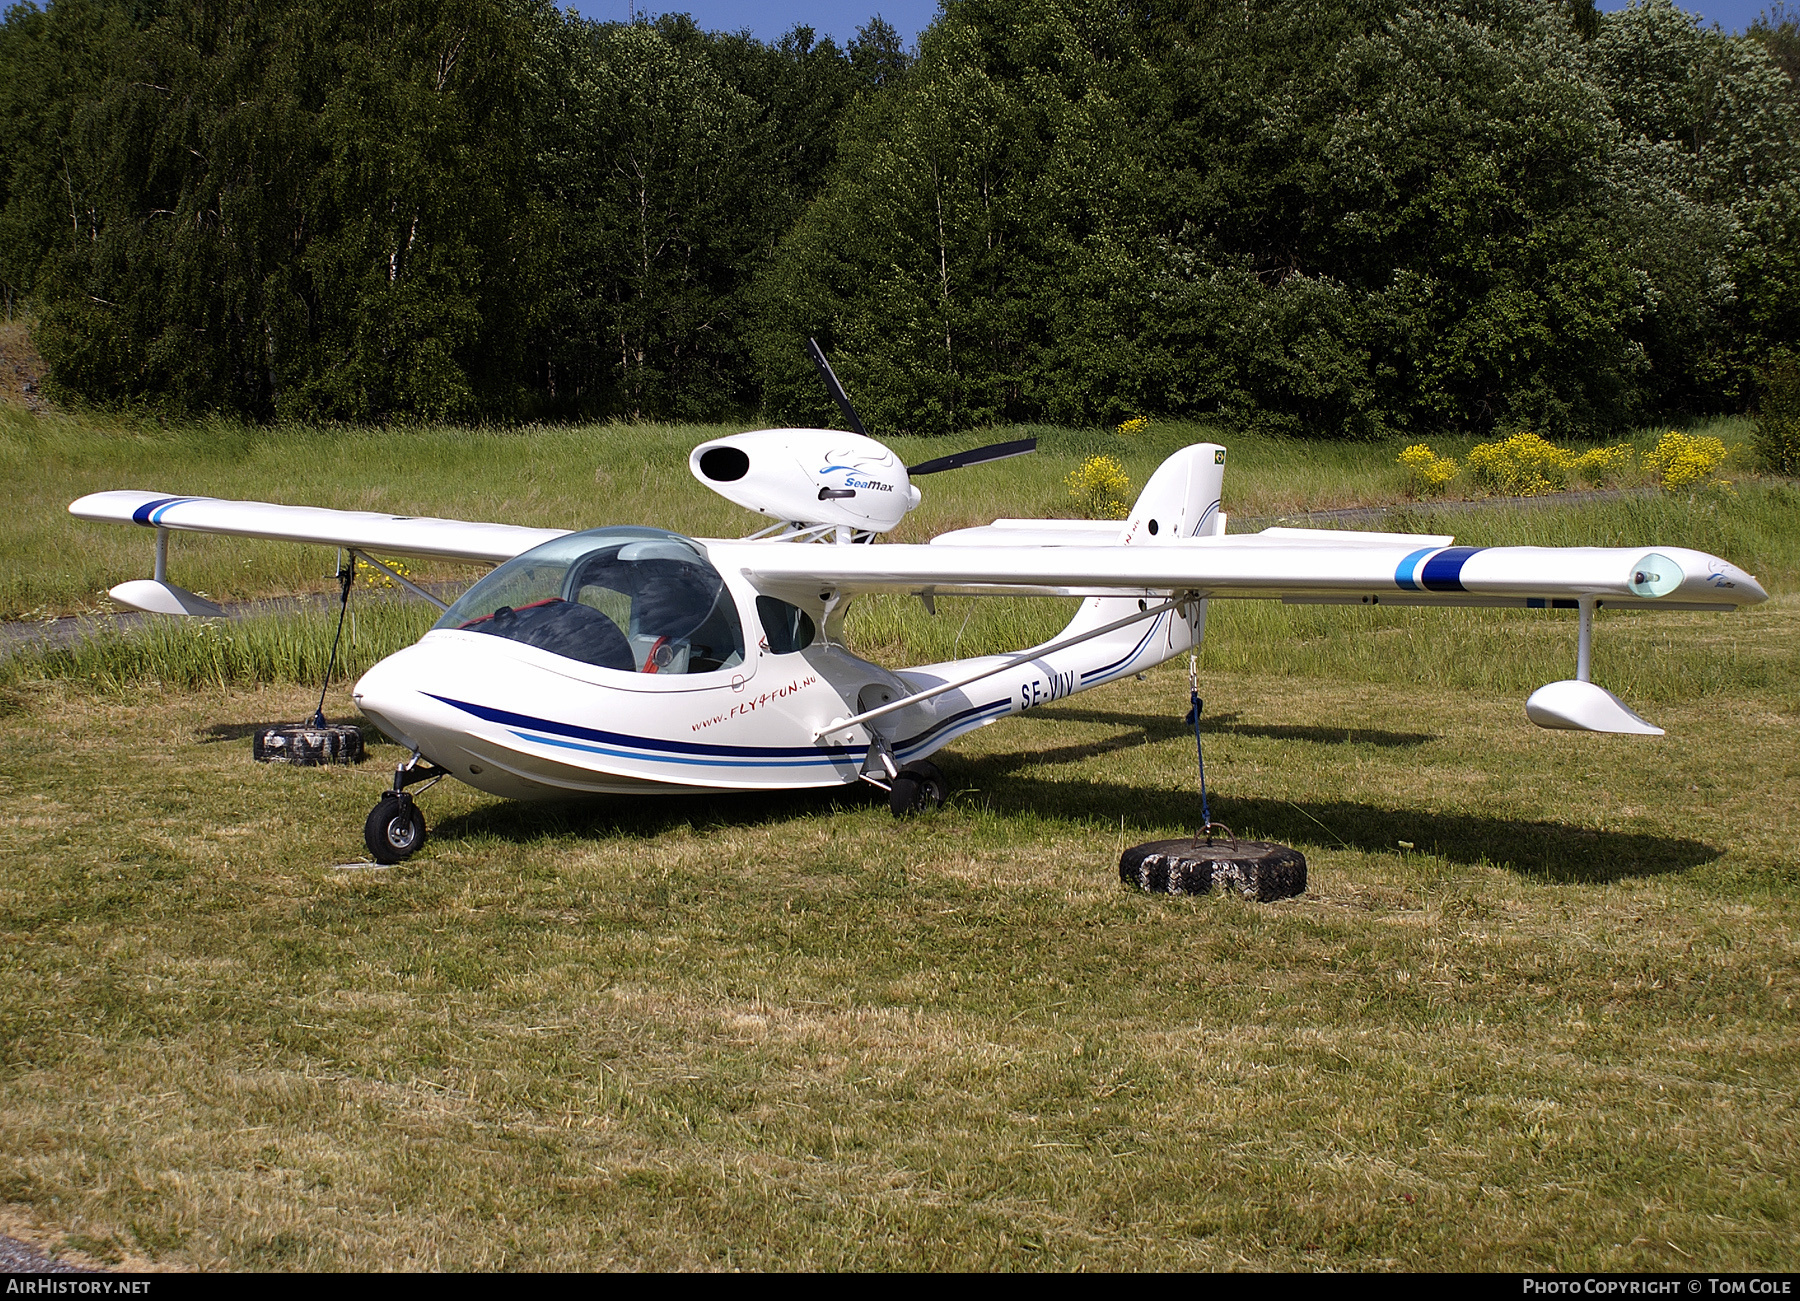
[564,1,1783,48]
[565,0,940,46]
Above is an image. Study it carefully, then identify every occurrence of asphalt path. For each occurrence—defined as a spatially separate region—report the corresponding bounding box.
[0,1231,93,1273]
[0,586,458,661]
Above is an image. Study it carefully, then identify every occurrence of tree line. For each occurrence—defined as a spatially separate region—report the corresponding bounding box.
[1,0,1795,437]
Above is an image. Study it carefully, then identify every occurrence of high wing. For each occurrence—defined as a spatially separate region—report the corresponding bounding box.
[729,526,1768,611]
[69,490,569,564]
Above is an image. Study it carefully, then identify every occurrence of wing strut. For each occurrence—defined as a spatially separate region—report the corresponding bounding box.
[814,593,1194,741]
[350,549,450,612]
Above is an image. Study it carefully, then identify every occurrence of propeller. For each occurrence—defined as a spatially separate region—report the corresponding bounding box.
[905,438,1037,477]
[805,337,1037,477]
[806,337,868,437]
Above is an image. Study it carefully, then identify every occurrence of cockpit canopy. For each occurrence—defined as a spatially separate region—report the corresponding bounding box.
[434,527,745,674]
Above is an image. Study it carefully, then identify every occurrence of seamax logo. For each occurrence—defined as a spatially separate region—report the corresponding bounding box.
[819,446,897,493]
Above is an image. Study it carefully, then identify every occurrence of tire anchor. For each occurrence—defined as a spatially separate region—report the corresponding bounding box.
[1185,653,1231,846]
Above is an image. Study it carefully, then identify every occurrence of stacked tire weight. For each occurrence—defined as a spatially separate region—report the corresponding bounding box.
[1119,836,1306,902]
[253,723,365,766]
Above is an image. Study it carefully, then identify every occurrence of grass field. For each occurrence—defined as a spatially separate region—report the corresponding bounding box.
[1,408,1796,1270]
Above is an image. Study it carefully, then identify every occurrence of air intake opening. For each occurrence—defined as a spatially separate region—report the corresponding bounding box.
[698,446,750,482]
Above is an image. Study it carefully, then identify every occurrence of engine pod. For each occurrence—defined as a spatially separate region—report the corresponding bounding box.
[690,429,920,533]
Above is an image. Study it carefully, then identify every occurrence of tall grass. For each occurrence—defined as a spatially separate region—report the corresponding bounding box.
[2,600,438,692]
[6,404,1765,617]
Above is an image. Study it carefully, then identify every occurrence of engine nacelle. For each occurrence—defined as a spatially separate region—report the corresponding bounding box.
[689,429,922,534]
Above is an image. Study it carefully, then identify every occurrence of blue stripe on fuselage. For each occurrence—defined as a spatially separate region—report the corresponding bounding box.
[427,692,1011,769]
[1080,611,1167,684]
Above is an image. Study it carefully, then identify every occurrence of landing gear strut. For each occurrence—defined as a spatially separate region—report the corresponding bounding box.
[887,760,947,817]
[856,733,948,817]
[364,752,449,863]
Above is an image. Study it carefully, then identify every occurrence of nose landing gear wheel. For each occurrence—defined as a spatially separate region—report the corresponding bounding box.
[888,760,948,817]
[365,795,426,863]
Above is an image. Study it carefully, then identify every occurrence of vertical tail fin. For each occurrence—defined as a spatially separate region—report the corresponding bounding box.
[1117,442,1227,544]
[1053,442,1227,673]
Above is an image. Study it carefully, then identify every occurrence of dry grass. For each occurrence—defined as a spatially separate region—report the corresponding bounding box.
[1,657,1794,1270]
[0,317,49,416]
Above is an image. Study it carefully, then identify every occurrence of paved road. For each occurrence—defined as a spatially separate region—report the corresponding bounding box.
[0,1232,93,1273]
[0,586,456,661]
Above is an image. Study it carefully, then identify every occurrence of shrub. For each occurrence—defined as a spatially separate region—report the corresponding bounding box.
[1460,433,1639,496]
[1571,444,1636,487]
[1115,415,1149,437]
[1643,430,1731,492]
[1465,431,1576,496]
[1753,354,1800,476]
[1397,444,1459,495]
[1066,455,1132,519]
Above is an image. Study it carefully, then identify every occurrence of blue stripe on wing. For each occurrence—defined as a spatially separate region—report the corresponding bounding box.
[131,496,191,525]
[1421,546,1485,592]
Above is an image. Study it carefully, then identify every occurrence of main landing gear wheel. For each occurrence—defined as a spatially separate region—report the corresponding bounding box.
[888,760,948,817]
[364,794,426,864]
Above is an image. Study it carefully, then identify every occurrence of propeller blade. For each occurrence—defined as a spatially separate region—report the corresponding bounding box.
[806,338,868,437]
[905,438,1038,477]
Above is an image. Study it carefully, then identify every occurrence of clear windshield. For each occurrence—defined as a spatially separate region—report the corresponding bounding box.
[434,527,745,675]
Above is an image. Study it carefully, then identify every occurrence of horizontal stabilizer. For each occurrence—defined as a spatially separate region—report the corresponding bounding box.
[930,522,1454,549]
[1256,526,1457,548]
[933,519,1127,547]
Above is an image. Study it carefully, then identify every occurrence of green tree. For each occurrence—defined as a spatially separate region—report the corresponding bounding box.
[0,0,135,319]
[1749,2,1799,90]
[754,0,1148,433]
[1590,0,1800,411]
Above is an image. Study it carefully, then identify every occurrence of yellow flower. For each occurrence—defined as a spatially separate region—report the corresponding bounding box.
[1572,443,1635,487]
[1066,455,1132,519]
[1465,431,1577,496]
[356,555,416,588]
[1397,444,1458,495]
[1116,415,1149,438]
[1643,430,1731,492]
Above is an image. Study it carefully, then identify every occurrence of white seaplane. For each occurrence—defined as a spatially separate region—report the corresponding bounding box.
[69,349,1767,863]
